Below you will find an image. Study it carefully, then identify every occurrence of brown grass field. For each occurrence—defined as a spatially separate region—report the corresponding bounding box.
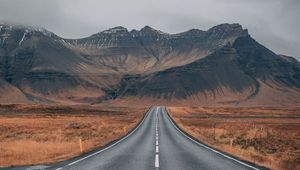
[167,107,300,170]
[0,104,146,167]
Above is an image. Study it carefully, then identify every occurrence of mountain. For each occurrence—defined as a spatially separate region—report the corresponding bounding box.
[0,24,106,104]
[112,36,300,106]
[0,23,299,106]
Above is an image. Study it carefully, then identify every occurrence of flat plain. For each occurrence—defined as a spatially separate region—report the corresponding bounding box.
[0,104,145,167]
[167,106,300,170]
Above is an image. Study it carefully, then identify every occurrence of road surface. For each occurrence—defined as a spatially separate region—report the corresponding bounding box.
[43,106,259,170]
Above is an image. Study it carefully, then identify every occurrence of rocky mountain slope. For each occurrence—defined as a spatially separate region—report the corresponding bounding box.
[112,35,300,106]
[0,23,299,106]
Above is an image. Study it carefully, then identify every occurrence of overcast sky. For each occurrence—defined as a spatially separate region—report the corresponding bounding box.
[0,0,299,59]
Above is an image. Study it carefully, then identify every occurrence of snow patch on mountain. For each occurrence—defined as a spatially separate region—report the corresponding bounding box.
[18,30,28,46]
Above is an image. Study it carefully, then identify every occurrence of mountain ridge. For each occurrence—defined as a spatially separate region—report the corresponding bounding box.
[0,23,299,106]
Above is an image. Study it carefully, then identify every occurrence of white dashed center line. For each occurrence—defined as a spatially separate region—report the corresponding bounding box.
[155,107,160,169]
[155,154,159,168]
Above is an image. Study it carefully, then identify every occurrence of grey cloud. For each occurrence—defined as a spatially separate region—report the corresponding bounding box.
[0,0,299,59]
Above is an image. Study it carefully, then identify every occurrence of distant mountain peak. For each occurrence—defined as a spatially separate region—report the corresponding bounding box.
[208,23,242,31]
[175,28,205,37]
[101,26,128,34]
[0,23,54,37]
[139,25,168,35]
[207,23,248,35]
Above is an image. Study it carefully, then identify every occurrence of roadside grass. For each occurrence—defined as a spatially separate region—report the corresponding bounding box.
[167,107,300,170]
[0,104,146,167]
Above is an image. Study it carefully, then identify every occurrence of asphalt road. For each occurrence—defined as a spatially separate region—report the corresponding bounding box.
[46,106,258,170]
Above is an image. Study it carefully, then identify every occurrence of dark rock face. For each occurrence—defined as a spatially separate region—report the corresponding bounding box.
[0,23,299,104]
[233,36,300,88]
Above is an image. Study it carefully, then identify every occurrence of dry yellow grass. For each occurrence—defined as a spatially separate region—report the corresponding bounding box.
[167,106,300,170]
[0,104,146,167]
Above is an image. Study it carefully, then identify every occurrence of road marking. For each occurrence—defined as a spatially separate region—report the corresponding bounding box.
[54,107,154,170]
[155,154,159,168]
[163,107,260,170]
[155,107,160,169]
